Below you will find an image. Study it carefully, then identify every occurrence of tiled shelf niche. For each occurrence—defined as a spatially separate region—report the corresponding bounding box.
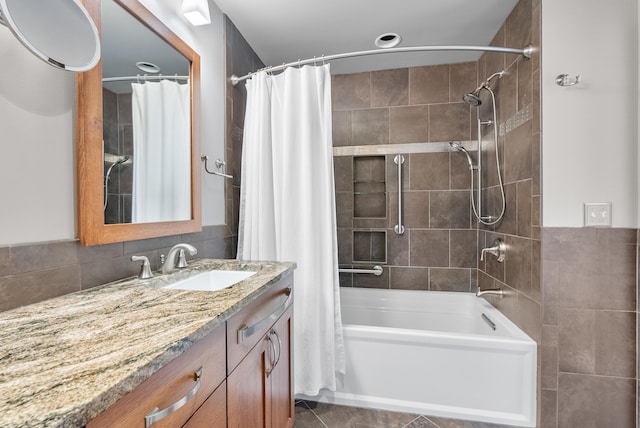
[353,230,387,263]
[353,156,386,218]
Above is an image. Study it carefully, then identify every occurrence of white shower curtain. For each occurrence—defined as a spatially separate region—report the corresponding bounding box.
[237,64,345,396]
[131,80,191,223]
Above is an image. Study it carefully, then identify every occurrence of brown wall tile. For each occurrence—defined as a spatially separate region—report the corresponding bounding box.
[429,103,471,142]
[450,230,477,268]
[403,191,430,229]
[389,105,429,144]
[449,62,478,103]
[0,266,81,312]
[559,308,596,374]
[332,72,370,110]
[429,268,472,292]
[409,64,449,105]
[410,230,449,267]
[430,191,471,230]
[332,110,352,147]
[390,267,428,290]
[594,310,636,378]
[352,109,389,146]
[410,153,450,190]
[370,68,408,107]
[558,373,636,428]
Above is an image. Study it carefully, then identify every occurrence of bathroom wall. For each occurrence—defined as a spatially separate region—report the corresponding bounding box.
[0,0,231,312]
[0,0,226,247]
[540,0,639,426]
[331,64,479,292]
[542,0,638,228]
[540,228,637,427]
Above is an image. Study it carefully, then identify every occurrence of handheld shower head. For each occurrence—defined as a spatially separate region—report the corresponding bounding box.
[449,142,475,170]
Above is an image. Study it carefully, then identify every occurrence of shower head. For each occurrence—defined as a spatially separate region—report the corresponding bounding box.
[449,142,475,170]
[462,70,505,106]
[462,92,482,106]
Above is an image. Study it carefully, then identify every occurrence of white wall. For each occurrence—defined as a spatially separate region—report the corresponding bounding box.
[0,0,225,246]
[542,0,639,228]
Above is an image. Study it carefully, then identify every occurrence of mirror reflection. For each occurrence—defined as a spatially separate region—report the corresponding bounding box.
[101,0,191,224]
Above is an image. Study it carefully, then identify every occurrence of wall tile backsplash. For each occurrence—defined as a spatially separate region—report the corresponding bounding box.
[0,226,234,312]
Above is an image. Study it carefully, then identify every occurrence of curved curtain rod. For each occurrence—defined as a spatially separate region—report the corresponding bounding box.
[102,75,189,83]
[230,44,533,86]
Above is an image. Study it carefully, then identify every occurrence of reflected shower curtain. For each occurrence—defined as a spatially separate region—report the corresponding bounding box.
[131,80,191,223]
[237,65,345,395]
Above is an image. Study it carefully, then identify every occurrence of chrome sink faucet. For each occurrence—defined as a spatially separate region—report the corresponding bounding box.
[161,243,198,274]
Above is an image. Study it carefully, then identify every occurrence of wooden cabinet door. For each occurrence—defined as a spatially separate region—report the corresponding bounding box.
[269,306,294,428]
[227,338,269,428]
[183,381,227,428]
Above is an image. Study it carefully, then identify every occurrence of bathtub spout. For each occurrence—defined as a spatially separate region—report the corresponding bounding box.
[476,286,504,298]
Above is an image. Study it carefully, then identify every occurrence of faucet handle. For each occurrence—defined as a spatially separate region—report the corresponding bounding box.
[131,255,153,279]
[176,249,188,268]
[480,238,506,262]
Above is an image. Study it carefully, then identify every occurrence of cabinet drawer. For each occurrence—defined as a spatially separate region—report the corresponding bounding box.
[88,324,225,428]
[183,380,226,428]
[226,273,293,375]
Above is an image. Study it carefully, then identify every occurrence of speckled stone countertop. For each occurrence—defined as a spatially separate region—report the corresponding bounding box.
[0,259,294,428]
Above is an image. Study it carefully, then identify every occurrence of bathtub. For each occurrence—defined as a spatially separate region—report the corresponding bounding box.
[298,288,536,427]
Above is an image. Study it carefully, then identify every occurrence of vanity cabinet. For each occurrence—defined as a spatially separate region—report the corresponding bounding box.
[227,276,294,428]
[87,324,226,428]
[87,274,294,428]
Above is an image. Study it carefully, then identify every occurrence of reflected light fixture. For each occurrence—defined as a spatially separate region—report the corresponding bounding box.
[182,0,210,26]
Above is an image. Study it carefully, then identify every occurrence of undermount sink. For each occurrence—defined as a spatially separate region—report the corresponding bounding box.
[162,270,256,292]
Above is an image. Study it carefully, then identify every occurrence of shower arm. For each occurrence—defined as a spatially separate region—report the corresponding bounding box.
[231,44,533,86]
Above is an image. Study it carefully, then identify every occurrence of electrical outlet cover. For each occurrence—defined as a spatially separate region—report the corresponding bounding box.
[584,202,612,227]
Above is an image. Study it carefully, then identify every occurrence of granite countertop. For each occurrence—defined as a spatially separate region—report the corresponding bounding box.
[0,258,295,428]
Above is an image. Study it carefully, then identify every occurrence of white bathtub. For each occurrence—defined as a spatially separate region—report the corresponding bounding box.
[298,288,537,427]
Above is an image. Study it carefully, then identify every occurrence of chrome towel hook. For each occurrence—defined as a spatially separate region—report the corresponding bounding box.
[556,74,581,87]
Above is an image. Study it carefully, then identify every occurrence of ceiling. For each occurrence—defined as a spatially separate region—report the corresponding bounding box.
[213,0,519,75]
[101,0,189,93]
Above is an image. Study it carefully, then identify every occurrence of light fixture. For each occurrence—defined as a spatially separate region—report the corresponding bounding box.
[136,61,160,73]
[181,0,210,26]
[375,33,402,49]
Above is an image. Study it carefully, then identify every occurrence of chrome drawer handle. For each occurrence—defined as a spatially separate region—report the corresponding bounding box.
[237,287,292,344]
[144,367,202,428]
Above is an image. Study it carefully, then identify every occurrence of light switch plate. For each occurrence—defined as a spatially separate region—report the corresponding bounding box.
[584,202,612,227]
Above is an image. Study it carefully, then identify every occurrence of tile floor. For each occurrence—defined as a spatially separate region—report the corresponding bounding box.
[294,400,520,428]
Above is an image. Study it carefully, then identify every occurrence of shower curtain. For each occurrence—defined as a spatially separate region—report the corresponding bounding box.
[131,80,191,223]
[237,64,345,396]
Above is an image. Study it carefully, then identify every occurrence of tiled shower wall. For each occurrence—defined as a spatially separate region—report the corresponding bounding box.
[332,64,479,292]
[103,88,133,225]
[474,0,542,354]
[224,17,264,243]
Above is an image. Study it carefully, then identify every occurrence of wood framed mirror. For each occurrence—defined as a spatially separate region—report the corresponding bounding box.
[77,0,201,246]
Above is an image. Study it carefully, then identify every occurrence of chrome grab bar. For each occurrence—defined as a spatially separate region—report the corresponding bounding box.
[394,154,405,235]
[237,287,293,344]
[338,266,383,276]
[144,367,202,427]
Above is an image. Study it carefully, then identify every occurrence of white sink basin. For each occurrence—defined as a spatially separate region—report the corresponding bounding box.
[163,270,256,292]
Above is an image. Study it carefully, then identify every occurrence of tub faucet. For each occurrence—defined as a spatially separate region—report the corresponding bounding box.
[161,243,198,274]
[476,286,504,298]
[480,238,506,262]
